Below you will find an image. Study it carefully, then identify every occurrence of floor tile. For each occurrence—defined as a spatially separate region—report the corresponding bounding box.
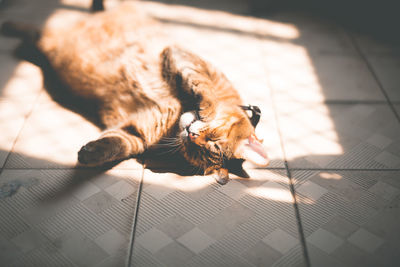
[296,181,328,201]
[55,229,109,267]
[262,228,298,254]
[4,96,100,168]
[306,243,346,267]
[0,168,140,266]
[154,241,195,267]
[364,54,400,101]
[3,92,144,169]
[71,180,101,201]
[217,179,248,200]
[0,58,44,167]
[198,202,256,240]
[155,214,195,240]
[177,227,216,254]
[131,168,305,266]
[348,228,384,253]
[276,103,400,169]
[321,215,359,239]
[307,228,344,254]
[368,181,400,201]
[0,235,23,266]
[11,228,51,253]
[105,179,137,201]
[136,228,173,254]
[242,241,283,267]
[94,229,127,255]
[331,241,379,267]
[263,37,384,102]
[353,34,400,56]
[292,170,400,266]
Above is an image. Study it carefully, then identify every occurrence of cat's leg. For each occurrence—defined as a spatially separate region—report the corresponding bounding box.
[161,46,222,120]
[78,128,145,166]
[78,99,180,166]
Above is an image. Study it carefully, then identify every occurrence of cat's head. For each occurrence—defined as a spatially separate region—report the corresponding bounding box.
[178,105,269,184]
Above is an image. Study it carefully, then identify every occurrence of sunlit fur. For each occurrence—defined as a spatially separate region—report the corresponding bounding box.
[10,2,257,173]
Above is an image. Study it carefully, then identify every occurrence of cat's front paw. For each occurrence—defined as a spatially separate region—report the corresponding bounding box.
[209,168,229,185]
[78,137,121,166]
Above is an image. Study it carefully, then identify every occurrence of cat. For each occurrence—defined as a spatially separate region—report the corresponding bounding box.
[1,0,269,184]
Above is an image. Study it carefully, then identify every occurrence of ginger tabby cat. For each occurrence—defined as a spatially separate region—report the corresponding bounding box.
[2,0,269,184]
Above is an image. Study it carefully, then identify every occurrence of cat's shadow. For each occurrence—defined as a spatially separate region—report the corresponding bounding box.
[14,41,104,129]
[138,149,250,178]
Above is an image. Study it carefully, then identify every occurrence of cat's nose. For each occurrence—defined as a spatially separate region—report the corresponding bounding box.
[186,127,199,140]
[188,132,198,140]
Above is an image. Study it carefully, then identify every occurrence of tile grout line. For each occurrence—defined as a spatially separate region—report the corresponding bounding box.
[126,164,145,267]
[267,71,311,266]
[349,33,400,124]
[0,89,43,177]
[287,168,400,171]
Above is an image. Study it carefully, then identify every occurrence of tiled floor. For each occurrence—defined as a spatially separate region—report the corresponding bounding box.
[1,0,399,266]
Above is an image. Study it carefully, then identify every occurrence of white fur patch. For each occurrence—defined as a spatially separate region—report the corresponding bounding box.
[179,111,196,130]
[188,120,206,135]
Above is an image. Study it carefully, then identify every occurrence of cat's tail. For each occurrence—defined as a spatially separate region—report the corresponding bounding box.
[1,21,40,43]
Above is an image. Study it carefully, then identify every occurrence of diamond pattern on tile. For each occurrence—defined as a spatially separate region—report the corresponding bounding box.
[143,183,175,200]
[71,181,101,201]
[11,229,51,253]
[368,181,400,201]
[242,241,283,267]
[366,134,393,149]
[309,172,364,202]
[348,228,384,253]
[155,214,195,240]
[0,168,139,266]
[0,235,22,266]
[293,170,400,266]
[177,227,215,254]
[276,103,400,169]
[296,181,328,201]
[132,168,303,266]
[94,229,127,255]
[198,202,255,240]
[55,229,108,267]
[82,191,118,214]
[217,179,247,200]
[374,151,400,168]
[136,228,173,254]
[105,179,136,201]
[321,216,358,239]
[307,243,345,267]
[332,241,380,267]
[262,228,298,254]
[307,228,344,254]
[5,98,100,168]
[154,241,195,267]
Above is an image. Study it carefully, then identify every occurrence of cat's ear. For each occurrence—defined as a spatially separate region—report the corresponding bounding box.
[234,135,269,166]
